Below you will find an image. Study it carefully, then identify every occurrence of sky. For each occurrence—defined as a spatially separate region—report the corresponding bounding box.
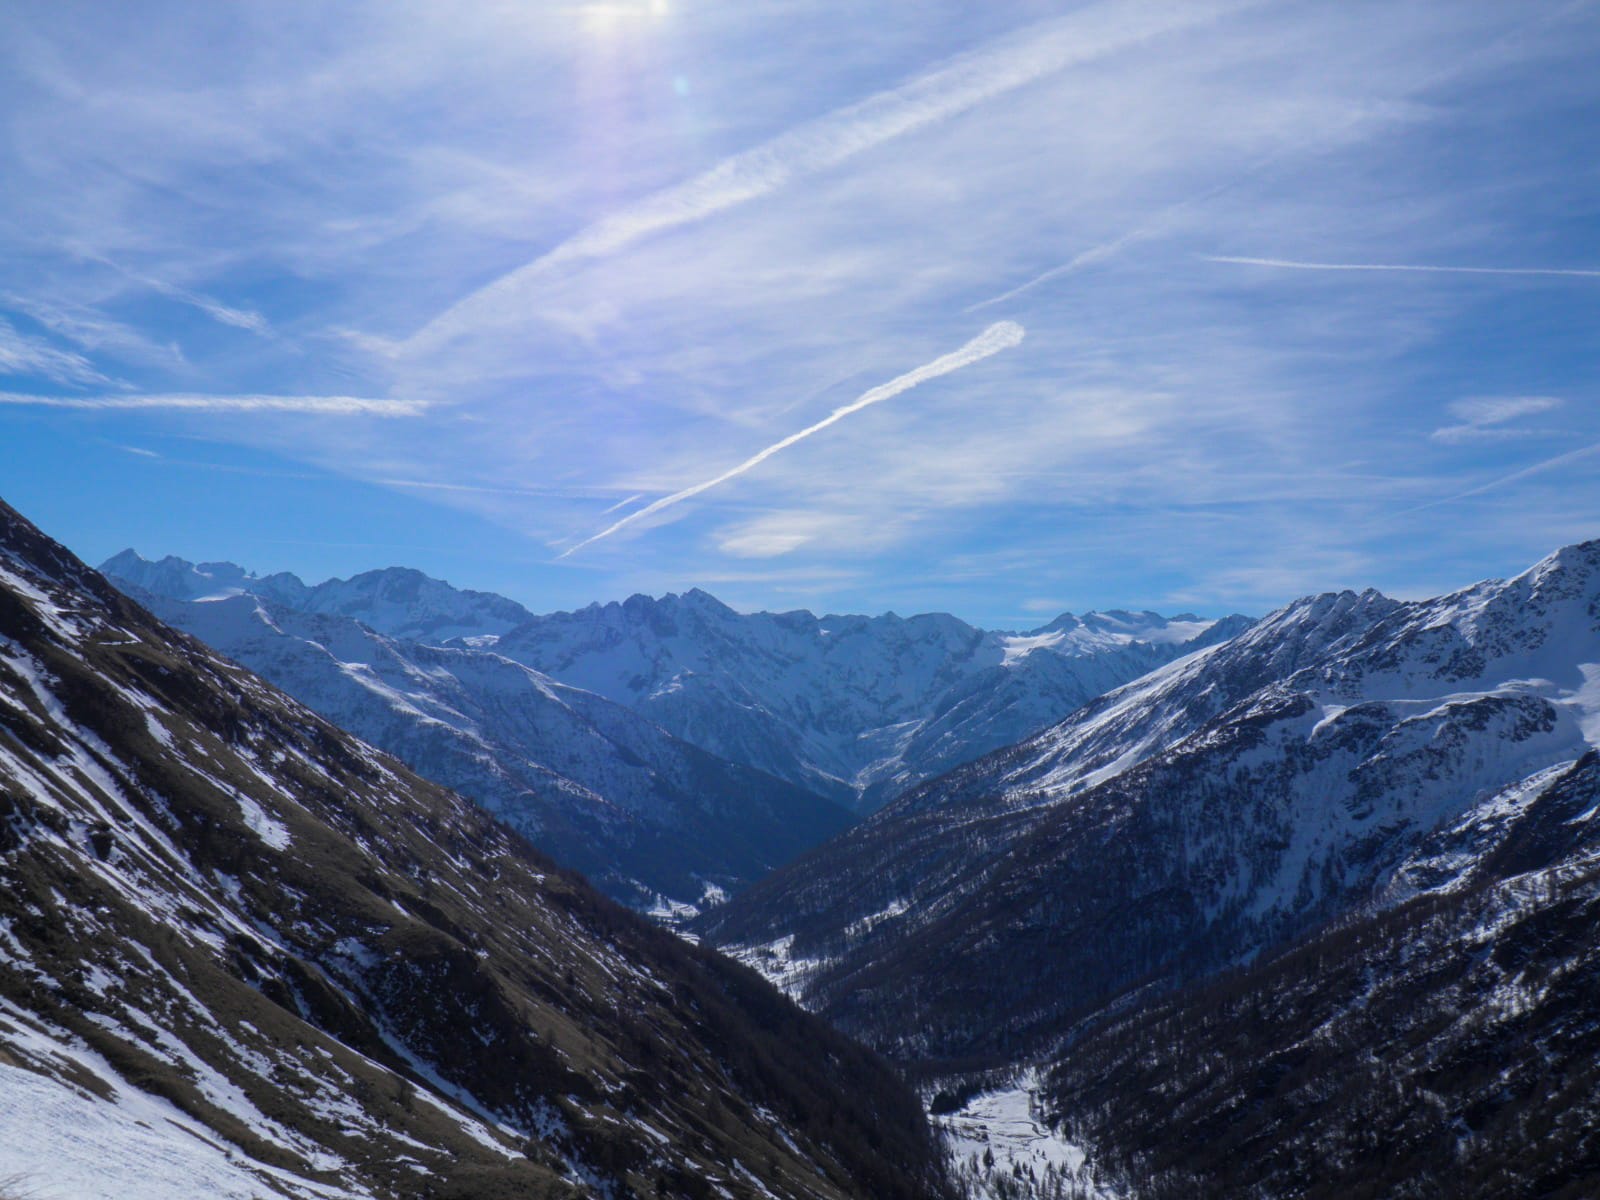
[2,0,1598,628]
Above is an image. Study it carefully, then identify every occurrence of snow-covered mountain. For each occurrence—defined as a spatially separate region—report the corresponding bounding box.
[466,591,1249,810]
[700,541,1600,1068]
[102,549,534,643]
[103,580,852,909]
[0,497,947,1200]
[106,551,1246,813]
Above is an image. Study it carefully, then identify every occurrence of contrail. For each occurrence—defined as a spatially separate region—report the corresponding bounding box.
[1404,440,1600,514]
[968,230,1148,312]
[1206,255,1600,279]
[600,493,644,515]
[560,321,1026,556]
[0,391,425,416]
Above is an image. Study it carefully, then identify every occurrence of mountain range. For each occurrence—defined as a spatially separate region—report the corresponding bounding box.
[103,550,1241,907]
[698,541,1600,1196]
[35,525,1600,1198]
[0,496,948,1200]
[102,571,852,910]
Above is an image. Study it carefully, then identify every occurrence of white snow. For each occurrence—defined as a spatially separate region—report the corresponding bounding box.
[0,1010,370,1200]
[1001,631,1068,666]
[236,793,292,849]
[936,1072,1118,1199]
[725,935,832,1001]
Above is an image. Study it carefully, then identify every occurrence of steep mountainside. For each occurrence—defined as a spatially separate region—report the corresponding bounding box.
[700,543,1600,1069]
[106,552,1246,812]
[104,582,851,908]
[1,499,947,1200]
[1042,752,1600,1199]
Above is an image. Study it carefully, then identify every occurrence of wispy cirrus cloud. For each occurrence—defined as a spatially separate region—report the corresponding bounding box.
[0,391,424,416]
[2,294,184,368]
[403,0,1251,354]
[0,318,112,387]
[1431,395,1563,443]
[85,256,272,335]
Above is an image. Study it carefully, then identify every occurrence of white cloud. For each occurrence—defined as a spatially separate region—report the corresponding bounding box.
[2,294,184,368]
[403,0,1254,353]
[0,318,112,386]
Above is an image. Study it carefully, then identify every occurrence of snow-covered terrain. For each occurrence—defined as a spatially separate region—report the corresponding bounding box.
[489,593,1250,810]
[102,551,534,644]
[0,498,950,1200]
[936,1073,1117,1200]
[0,1004,370,1200]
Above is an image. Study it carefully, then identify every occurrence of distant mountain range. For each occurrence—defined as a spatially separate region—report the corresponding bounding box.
[0,497,948,1200]
[699,541,1600,1197]
[104,552,1247,811]
[104,550,1243,907]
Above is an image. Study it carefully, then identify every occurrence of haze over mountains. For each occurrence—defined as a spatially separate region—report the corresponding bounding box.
[103,549,1244,908]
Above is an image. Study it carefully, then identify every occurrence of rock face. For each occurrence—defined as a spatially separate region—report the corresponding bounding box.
[699,542,1600,1070]
[0,498,949,1200]
[103,578,853,909]
[105,551,1246,815]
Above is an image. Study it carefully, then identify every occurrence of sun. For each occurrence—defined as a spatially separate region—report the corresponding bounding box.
[580,0,669,36]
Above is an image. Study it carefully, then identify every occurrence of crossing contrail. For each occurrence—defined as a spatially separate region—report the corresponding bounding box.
[560,321,1026,556]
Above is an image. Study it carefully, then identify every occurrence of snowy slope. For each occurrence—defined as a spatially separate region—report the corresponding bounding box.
[702,541,1600,1065]
[1040,752,1600,1199]
[105,583,852,907]
[1,498,948,1200]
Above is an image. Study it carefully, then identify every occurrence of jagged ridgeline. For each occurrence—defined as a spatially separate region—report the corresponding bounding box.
[0,497,950,1200]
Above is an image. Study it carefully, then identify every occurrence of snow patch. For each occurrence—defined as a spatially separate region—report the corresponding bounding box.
[236,793,292,849]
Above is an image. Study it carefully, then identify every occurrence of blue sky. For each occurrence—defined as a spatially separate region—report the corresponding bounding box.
[2,0,1598,627]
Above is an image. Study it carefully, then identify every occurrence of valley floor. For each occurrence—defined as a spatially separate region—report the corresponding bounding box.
[936,1073,1118,1200]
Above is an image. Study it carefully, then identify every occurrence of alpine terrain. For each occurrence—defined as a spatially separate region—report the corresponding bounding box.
[701,542,1600,1198]
[0,497,949,1200]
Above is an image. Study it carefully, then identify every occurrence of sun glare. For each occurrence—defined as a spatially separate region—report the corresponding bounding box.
[580,0,669,36]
